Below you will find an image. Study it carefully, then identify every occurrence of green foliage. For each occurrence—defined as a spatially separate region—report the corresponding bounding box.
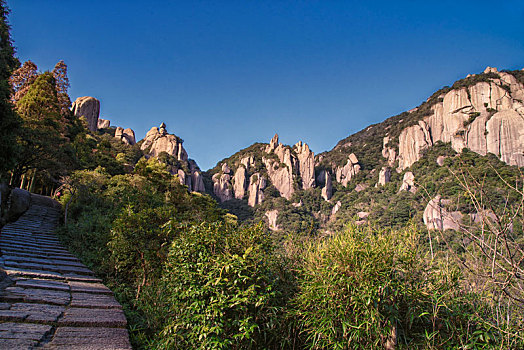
[14,72,74,182]
[0,0,20,180]
[292,224,496,349]
[145,222,290,349]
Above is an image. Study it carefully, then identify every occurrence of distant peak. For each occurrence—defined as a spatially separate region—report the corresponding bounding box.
[270,133,279,145]
[484,66,498,74]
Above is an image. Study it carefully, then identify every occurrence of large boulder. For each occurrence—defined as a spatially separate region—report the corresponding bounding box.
[0,187,31,225]
[265,210,280,231]
[71,96,100,132]
[115,127,136,145]
[423,196,462,231]
[335,153,360,187]
[97,118,110,129]
[377,167,391,186]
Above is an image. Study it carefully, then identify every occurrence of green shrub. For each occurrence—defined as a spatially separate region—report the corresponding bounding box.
[147,222,290,349]
[291,224,494,349]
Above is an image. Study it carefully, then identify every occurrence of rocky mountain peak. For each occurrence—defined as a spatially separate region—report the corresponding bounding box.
[139,123,204,192]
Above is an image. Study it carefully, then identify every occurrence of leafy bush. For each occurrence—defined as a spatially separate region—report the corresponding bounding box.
[292,224,495,349]
[147,222,290,349]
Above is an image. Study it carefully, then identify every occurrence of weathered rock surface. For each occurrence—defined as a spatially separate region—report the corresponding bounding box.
[114,127,136,145]
[377,167,391,186]
[265,210,280,231]
[398,121,432,170]
[399,172,416,193]
[331,201,342,216]
[248,174,266,207]
[141,124,188,161]
[382,136,397,166]
[140,123,204,192]
[335,153,360,187]
[397,68,524,169]
[317,170,332,201]
[294,141,315,189]
[97,118,110,129]
[0,193,131,349]
[233,166,247,199]
[263,135,296,199]
[71,96,100,132]
[212,170,233,203]
[423,195,462,231]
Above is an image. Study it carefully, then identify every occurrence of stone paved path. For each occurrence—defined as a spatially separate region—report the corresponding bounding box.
[0,193,131,349]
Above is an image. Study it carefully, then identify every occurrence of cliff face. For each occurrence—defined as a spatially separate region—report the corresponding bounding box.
[397,67,524,169]
[208,134,319,206]
[140,123,205,192]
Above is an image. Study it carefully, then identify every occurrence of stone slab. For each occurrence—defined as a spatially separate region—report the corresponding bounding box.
[1,286,70,305]
[70,293,122,309]
[69,281,112,295]
[58,308,127,327]
[43,327,131,349]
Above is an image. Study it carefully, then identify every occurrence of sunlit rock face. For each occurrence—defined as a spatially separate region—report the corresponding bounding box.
[335,153,360,187]
[398,67,524,169]
[140,123,204,192]
[72,96,100,132]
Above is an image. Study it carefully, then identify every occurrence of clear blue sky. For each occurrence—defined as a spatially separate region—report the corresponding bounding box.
[7,1,524,170]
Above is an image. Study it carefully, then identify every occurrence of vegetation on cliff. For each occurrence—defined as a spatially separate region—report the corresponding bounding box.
[0,1,523,348]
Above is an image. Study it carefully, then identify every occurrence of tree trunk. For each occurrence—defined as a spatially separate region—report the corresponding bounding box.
[29,171,36,193]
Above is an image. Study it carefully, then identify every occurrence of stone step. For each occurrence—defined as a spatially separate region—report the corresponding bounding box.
[0,193,131,349]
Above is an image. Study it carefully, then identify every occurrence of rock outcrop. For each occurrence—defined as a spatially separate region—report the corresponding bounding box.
[423,196,462,231]
[317,170,332,201]
[294,141,315,189]
[212,166,233,202]
[382,136,397,166]
[248,173,266,207]
[115,127,136,145]
[233,166,247,199]
[335,153,360,187]
[377,167,391,186]
[141,123,188,161]
[265,210,280,231]
[97,118,110,129]
[331,201,342,216]
[71,96,100,132]
[398,68,524,169]
[398,172,416,193]
[140,123,204,192]
[210,134,317,206]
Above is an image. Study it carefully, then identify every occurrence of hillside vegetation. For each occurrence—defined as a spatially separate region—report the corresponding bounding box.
[0,1,523,347]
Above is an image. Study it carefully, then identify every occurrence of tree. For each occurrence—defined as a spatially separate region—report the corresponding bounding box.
[52,60,72,116]
[9,60,37,104]
[13,72,73,191]
[0,0,21,180]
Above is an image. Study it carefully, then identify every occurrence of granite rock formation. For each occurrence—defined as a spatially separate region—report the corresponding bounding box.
[114,127,136,145]
[140,123,204,192]
[97,118,110,129]
[335,153,360,187]
[398,67,524,169]
[71,96,100,132]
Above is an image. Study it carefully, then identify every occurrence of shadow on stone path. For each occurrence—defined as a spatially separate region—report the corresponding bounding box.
[0,193,131,349]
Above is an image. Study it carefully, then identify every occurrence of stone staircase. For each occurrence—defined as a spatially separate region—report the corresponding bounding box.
[0,193,131,349]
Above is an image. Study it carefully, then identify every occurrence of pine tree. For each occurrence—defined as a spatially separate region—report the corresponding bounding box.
[14,73,73,189]
[52,60,72,117]
[0,0,20,180]
[9,60,37,103]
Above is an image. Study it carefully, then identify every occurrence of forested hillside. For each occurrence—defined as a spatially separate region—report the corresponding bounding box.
[0,1,523,348]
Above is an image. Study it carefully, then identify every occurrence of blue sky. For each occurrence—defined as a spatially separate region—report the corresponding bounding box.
[7,1,524,170]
